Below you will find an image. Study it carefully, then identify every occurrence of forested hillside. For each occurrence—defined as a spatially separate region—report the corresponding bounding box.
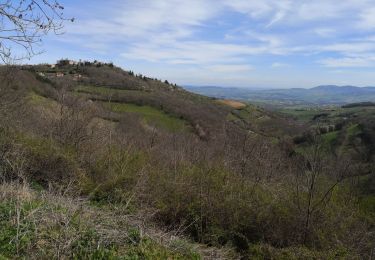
[0,61,374,259]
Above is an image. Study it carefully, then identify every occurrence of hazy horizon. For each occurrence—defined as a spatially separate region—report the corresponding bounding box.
[184,84,375,90]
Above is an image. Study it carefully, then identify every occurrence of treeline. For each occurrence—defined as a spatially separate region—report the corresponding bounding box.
[342,102,375,108]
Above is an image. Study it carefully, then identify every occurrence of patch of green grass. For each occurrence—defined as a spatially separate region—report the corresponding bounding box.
[226,113,238,121]
[322,131,338,146]
[359,195,375,216]
[0,201,37,258]
[83,148,148,204]
[234,105,264,122]
[75,85,145,96]
[103,102,189,132]
[16,132,76,161]
[346,124,361,137]
[28,92,58,108]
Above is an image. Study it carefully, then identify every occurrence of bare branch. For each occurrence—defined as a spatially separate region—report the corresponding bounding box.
[0,0,73,63]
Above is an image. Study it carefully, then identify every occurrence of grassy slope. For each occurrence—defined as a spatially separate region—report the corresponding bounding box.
[77,84,296,141]
[40,64,295,141]
[33,83,191,133]
[227,104,301,138]
[75,85,191,132]
[0,183,201,259]
[33,66,253,140]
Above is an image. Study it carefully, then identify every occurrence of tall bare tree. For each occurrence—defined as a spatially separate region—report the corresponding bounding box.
[0,0,73,63]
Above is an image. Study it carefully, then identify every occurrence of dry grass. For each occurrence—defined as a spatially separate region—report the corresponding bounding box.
[216,99,246,109]
[0,182,229,259]
[0,182,34,202]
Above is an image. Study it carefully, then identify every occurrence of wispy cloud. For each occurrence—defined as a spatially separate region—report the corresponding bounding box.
[271,62,289,68]
[319,56,375,68]
[208,64,254,73]
[32,0,375,87]
[314,28,336,38]
[358,7,375,30]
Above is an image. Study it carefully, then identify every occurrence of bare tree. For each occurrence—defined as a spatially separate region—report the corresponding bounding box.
[0,0,73,63]
[293,133,353,245]
[0,66,21,115]
[53,86,97,150]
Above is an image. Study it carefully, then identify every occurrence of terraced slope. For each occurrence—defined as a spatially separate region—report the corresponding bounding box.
[30,63,297,141]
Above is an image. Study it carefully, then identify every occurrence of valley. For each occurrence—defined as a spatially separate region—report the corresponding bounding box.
[0,61,374,259]
[185,85,375,107]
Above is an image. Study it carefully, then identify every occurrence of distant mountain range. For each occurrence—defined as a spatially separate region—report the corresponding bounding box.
[184,85,375,107]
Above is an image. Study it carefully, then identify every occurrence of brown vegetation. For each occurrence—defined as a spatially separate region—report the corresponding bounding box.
[0,64,374,259]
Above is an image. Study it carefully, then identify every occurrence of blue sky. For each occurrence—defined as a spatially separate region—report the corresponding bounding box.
[29,0,375,88]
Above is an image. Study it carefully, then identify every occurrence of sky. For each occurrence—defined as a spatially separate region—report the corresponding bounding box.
[28,0,375,88]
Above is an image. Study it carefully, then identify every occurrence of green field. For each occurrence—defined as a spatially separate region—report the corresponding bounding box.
[102,102,189,132]
[75,85,147,96]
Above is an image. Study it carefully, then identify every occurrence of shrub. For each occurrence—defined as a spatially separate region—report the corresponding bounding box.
[0,128,79,185]
[18,134,79,185]
[81,147,147,204]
